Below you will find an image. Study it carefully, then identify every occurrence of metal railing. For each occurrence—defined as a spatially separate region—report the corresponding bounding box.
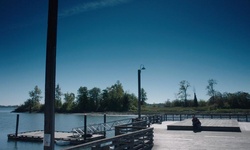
[64,127,153,150]
[72,118,133,137]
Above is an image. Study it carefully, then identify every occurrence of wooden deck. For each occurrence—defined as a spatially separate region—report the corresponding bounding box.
[152,121,250,150]
[167,119,241,132]
[8,130,105,145]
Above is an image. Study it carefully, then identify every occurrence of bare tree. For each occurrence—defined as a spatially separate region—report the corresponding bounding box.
[206,79,217,102]
[178,80,190,107]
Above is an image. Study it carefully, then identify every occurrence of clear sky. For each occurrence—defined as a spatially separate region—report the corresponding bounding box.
[1,0,250,106]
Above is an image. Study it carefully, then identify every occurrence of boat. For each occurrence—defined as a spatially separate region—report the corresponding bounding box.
[55,140,70,146]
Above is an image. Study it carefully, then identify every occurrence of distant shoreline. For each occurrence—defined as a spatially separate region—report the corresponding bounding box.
[0,105,18,107]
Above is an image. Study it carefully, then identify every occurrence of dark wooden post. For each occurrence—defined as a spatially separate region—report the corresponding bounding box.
[84,115,87,141]
[15,114,19,137]
[104,114,106,138]
[44,0,58,149]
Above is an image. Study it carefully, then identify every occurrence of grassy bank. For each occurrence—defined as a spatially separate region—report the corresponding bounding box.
[137,105,250,114]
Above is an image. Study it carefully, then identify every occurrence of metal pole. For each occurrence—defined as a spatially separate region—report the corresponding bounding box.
[15,114,19,137]
[138,69,141,119]
[44,0,58,149]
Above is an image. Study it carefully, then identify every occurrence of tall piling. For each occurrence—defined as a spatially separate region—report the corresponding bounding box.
[15,114,19,137]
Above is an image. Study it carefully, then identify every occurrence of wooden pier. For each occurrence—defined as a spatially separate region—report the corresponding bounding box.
[8,130,105,145]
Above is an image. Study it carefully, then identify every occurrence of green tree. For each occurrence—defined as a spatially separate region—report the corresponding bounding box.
[193,93,198,107]
[76,86,89,112]
[141,88,147,105]
[198,100,207,107]
[172,99,183,107]
[55,84,62,112]
[89,87,101,111]
[178,80,190,107]
[164,99,171,107]
[27,85,42,112]
[100,89,110,111]
[100,81,125,111]
[122,93,130,111]
[128,93,138,111]
[108,81,124,111]
[61,92,75,112]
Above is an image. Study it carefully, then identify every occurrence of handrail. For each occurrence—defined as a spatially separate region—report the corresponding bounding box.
[63,128,154,150]
[72,118,134,135]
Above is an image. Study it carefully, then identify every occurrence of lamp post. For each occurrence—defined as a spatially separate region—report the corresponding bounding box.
[138,65,145,119]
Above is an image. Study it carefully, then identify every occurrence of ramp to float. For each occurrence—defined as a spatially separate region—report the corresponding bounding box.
[167,119,241,132]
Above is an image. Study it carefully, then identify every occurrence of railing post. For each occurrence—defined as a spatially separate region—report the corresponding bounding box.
[180,114,182,121]
[173,114,174,121]
[115,126,120,136]
[104,114,106,138]
[15,114,19,137]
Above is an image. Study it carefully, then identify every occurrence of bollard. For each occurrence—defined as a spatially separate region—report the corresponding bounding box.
[15,114,19,137]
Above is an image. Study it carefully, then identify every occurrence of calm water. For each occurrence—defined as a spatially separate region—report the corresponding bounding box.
[0,107,135,150]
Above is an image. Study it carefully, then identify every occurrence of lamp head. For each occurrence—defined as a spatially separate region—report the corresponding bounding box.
[140,64,146,70]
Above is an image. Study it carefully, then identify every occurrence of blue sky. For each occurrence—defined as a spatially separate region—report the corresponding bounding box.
[0,0,250,105]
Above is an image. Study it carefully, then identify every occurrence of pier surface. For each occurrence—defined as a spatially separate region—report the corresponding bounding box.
[152,120,250,150]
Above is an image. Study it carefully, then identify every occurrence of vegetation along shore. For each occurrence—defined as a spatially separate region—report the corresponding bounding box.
[13,79,250,114]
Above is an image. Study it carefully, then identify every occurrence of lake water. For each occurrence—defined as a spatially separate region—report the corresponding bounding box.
[0,107,136,150]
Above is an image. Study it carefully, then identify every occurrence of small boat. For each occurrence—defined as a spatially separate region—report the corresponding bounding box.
[55,140,70,146]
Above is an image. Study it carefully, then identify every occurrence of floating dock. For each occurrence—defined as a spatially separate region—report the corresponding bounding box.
[8,130,105,145]
[167,119,241,132]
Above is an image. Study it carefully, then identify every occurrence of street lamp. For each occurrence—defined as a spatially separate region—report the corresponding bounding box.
[138,64,145,119]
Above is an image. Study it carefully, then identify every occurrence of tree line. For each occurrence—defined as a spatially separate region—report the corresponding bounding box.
[14,79,250,113]
[165,79,250,109]
[14,81,147,113]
